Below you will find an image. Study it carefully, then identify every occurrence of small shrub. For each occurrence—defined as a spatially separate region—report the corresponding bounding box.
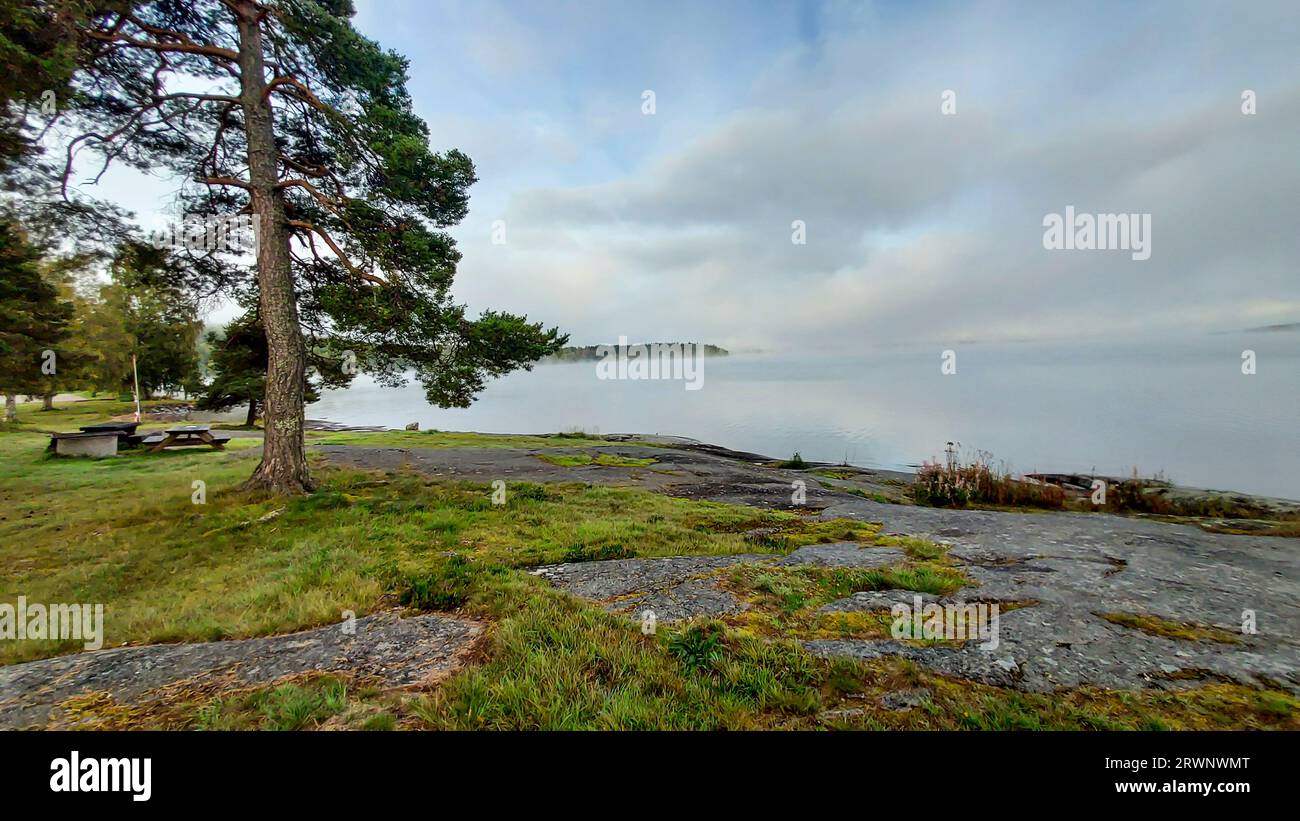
[1106,479,1175,514]
[511,482,553,502]
[913,449,1063,510]
[398,554,475,610]
[563,543,634,562]
[847,487,894,504]
[256,679,348,730]
[362,712,397,731]
[668,623,725,672]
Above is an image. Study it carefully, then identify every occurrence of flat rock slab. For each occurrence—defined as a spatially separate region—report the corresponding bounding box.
[820,589,940,613]
[622,578,750,621]
[774,542,906,568]
[810,556,1300,693]
[0,611,483,729]
[532,544,907,622]
[531,554,769,620]
[811,498,1300,693]
[531,554,770,600]
[317,443,847,510]
[319,440,1299,695]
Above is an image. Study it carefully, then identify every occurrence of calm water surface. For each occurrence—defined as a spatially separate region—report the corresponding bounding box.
[306,333,1299,498]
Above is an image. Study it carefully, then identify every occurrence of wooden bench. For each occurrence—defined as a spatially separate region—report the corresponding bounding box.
[147,434,232,449]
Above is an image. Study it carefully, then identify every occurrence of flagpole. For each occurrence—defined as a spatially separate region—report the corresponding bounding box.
[132,354,142,423]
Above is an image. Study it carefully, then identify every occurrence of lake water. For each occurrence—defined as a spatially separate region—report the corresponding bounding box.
[306,333,1300,499]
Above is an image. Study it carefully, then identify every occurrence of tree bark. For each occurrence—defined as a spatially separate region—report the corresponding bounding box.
[235,2,313,493]
[42,392,54,411]
[245,397,258,427]
[4,394,15,423]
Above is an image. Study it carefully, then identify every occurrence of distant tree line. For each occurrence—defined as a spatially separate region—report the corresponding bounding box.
[0,199,360,428]
[0,209,204,421]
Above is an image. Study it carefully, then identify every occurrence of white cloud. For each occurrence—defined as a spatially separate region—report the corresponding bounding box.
[448,2,1300,349]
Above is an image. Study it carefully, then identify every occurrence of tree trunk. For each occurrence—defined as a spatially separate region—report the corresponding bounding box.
[42,392,54,411]
[4,394,15,423]
[245,397,258,427]
[235,3,313,493]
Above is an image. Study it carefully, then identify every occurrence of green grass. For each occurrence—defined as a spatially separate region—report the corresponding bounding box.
[0,422,848,664]
[875,534,950,561]
[303,643,1300,729]
[65,637,1300,730]
[535,452,657,468]
[1100,612,1242,644]
[812,469,856,480]
[846,487,900,504]
[740,519,880,551]
[361,712,398,731]
[723,560,969,640]
[193,676,351,730]
[1201,520,1300,538]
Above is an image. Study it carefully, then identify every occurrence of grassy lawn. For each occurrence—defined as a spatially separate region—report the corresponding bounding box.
[0,424,813,664]
[1,397,191,434]
[2,401,1296,730]
[2,397,629,449]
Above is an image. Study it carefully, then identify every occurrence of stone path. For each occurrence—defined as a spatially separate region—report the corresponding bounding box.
[0,611,483,729]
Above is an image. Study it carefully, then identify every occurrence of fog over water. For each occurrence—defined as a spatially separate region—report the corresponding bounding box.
[306,332,1300,499]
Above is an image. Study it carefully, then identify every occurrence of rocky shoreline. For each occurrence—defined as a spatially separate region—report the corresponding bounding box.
[114,399,1300,514]
[3,430,1295,726]
[312,437,1300,693]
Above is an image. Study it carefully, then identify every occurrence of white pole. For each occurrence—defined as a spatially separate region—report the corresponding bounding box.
[132,354,142,423]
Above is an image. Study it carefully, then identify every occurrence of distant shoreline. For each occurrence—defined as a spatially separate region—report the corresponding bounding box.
[542,343,729,363]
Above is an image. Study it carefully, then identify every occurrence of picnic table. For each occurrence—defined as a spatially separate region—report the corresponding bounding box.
[79,421,145,448]
[80,422,139,434]
[145,425,231,453]
[48,421,142,452]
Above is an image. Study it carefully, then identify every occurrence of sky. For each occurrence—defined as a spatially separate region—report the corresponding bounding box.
[86,0,1300,351]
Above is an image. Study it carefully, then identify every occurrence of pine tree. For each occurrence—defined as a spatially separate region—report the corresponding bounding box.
[50,1,565,492]
[197,309,353,426]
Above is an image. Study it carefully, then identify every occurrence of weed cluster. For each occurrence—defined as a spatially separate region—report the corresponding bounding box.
[914,449,1063,509]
